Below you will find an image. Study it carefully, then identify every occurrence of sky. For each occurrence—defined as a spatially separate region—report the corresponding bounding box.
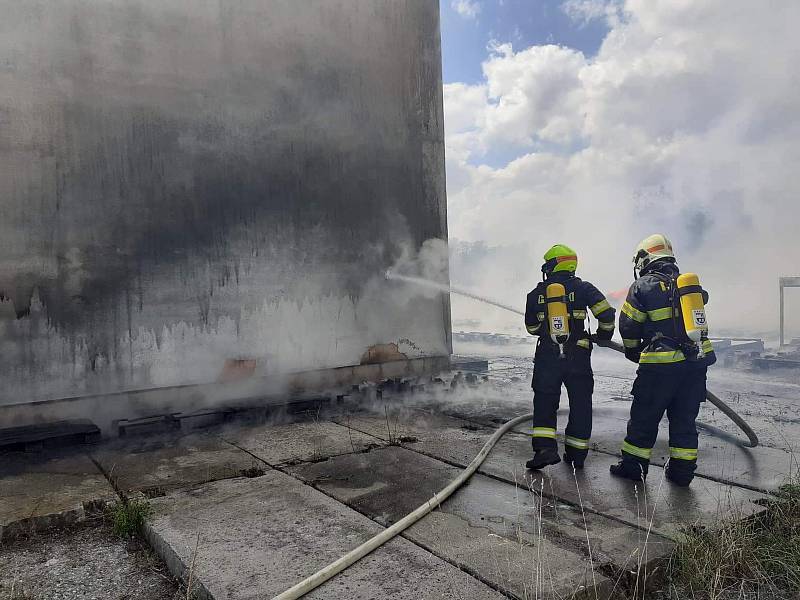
[438,0,800,338]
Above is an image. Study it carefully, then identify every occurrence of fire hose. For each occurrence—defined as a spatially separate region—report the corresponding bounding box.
[273,352,759,599]
[594,338,759,448]
[430,285,759,449]
[272,286,758,599]
[271,412,533,600]
[273,350,758,600]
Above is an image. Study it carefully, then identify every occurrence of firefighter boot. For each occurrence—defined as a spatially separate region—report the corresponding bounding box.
[610,457,648,481]
[563,448,587,469]
[526,447,561,470]
[665,458,696,487]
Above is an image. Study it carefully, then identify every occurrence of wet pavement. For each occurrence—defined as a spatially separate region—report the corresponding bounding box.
[0,344,797,599]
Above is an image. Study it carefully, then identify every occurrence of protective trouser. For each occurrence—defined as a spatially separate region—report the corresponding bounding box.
[531,344,594,462]
[620,362,706,482]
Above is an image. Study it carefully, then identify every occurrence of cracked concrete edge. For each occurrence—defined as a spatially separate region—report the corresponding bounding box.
[142,519,213,600]
[0,496,118,545]
[2,503,77,544]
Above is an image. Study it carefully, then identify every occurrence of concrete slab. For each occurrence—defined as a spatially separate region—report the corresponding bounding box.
[221,420,384,467]
[541,398,795,492]
[335,408,491,445]
[433,350,798,492]
[91,433,259,498]
[0,452,116,541]
[596,436,793,493]
[398,386,793,493]
[335,410,768,539]
[145,471,506,599]
[290,445,672,598]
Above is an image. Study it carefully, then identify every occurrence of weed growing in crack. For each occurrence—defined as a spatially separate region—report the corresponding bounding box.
[109,499,152,539]
[384,405,396,444]
[382,405,411,445]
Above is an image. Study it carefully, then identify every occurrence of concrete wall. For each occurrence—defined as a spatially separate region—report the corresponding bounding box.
[0,0,449,405]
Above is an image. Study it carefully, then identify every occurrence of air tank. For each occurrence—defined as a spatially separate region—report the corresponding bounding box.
[546,282,570,357]
[677,273,708,355]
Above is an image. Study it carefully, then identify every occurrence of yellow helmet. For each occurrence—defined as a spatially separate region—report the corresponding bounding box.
[542,244,578,275]
[633,234,674,273]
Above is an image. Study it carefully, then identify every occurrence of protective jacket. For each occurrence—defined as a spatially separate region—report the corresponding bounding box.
[525,272,616,351]
[619,260,716,368]
[524,272,615,462]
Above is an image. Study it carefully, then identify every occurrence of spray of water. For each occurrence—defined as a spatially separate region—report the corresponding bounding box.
[385,271,524,316]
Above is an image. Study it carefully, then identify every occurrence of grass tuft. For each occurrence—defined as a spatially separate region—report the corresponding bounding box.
[665,477,800,599]
[109,499,152,539]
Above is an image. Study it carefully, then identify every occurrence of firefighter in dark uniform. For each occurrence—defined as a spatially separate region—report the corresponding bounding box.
[610,234,716,487]
[524,244,616,470]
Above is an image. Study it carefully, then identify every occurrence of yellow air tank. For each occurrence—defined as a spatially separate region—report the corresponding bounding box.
[677,273,708,356]
[546,282,570,357]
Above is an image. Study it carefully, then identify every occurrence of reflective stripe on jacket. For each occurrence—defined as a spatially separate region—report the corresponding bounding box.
[524,272,616,350]
[618,260,716,367]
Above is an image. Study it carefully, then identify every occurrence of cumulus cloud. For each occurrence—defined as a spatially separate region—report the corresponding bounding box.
[452,0,481,20]
[445,0,800,337]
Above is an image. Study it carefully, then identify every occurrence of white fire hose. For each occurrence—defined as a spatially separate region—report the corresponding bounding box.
[273,283,758,598]
[272,412,533,600]
[272,343,758,599]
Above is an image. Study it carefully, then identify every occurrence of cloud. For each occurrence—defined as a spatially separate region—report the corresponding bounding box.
[452,0,481,20]
[483,42,586,147]
[445,1,800,336]
[561,0,622,26]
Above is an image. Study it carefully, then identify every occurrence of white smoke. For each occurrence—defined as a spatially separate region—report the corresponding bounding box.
[445,1,800,339]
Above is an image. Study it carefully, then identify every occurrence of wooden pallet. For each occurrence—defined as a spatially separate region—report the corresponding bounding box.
[0,419,100,451]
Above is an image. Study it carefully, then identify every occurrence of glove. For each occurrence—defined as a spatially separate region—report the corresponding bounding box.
[590,331,612,348]
[594,328,614,341]
[591,334,613,348]
[624,348,641,364]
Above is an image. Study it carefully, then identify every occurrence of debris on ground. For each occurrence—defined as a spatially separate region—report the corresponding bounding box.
[0,519,180,600]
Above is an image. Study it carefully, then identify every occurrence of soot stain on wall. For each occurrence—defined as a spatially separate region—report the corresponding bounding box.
[0,0,448,403]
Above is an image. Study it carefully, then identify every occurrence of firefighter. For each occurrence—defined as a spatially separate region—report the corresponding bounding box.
[610,234,716,487]
[524,244,616,470]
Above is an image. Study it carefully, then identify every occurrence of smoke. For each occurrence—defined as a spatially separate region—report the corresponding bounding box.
[0,232,454,409]
[448,241,531,334]
[444,1,800,339]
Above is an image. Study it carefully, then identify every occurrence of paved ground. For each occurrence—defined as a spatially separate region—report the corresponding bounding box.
[0,344,797,599]
[0,451,117,542]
